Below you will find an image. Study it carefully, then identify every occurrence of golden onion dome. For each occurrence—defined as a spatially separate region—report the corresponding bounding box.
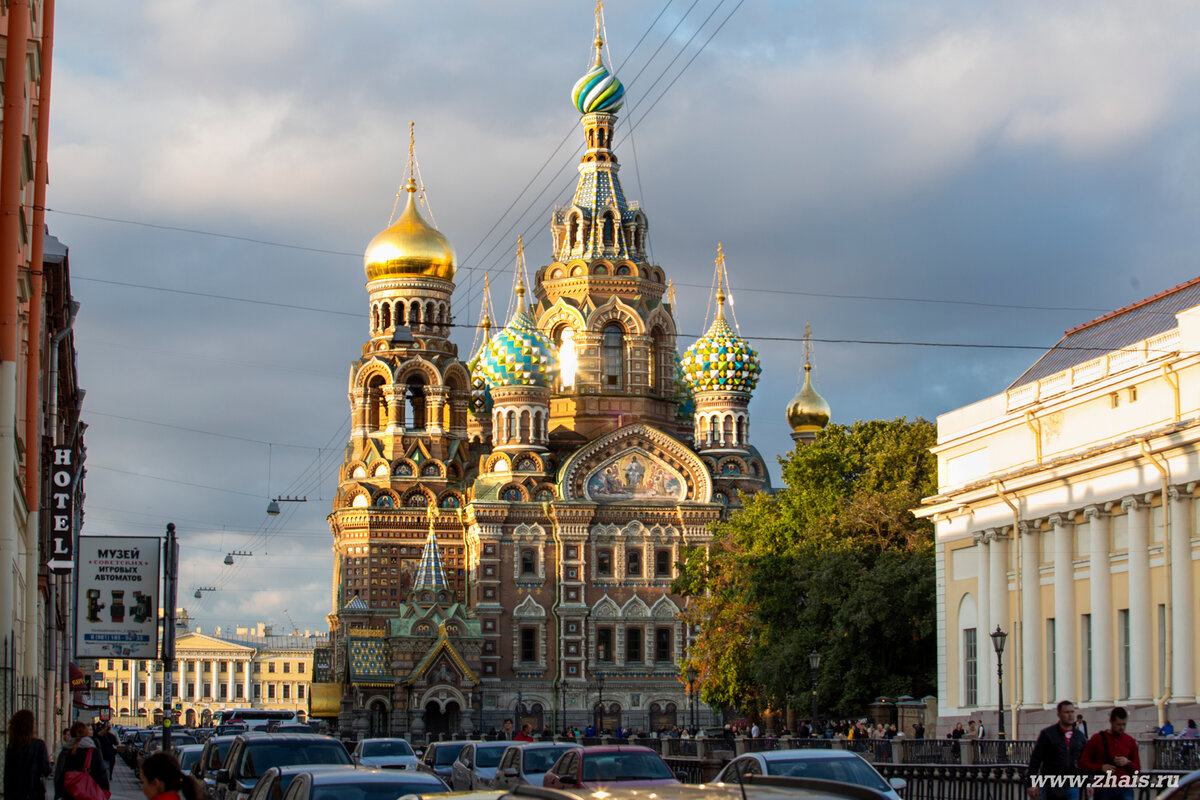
[787,363,831,433]
[364,179,457,282]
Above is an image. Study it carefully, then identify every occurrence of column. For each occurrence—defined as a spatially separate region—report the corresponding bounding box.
[426,387,448,435]
[194,659,202,702]
[211,658,219,701]
[226,659,234,703]
[1169,487,1194,700]
[989,529,1010,706]
[244,660,252,702]
[351,388,367,436]
[1085,505,1113,703]
[146,663,155,703]
[1020,521,1043,707]
[1051,514,1076,702]
[1125,496,1152,703]
[973,531,992,708]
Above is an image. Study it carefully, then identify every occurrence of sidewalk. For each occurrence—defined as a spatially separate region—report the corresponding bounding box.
[109,757,144,800]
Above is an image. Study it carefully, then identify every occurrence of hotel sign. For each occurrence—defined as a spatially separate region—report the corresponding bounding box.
[47,446,76,574]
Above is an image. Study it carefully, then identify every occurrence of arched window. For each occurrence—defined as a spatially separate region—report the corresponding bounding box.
[506,410,516,442]
[395,301,405,326]
[372,304,380,333]
[519,410,531,443]
[426,301,436,331]
[603,324,624,389]
[736,417,746,445]
[555,326,577,389]
[367,375,387,430]
[569,215,579,250]
[410,300,421,328]
[650,326,667,392]
[723,415,734,446]
[406,376,426,430]
[381,303,391,330]
[603,213,615,248]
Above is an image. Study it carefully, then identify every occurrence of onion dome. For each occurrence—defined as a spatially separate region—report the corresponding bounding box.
[572,38,625,114]
[468,315,493,413]
[681,294,761,394]
[477,282,558,388]
[787,362,831,433]
[364,178,457,282]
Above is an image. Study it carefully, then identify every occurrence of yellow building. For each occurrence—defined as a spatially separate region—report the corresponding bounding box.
[96,622,327,727]
[918,277,1200,736]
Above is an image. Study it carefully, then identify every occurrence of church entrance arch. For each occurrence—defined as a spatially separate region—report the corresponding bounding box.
[369,699,389,737]
[424,701,461,739]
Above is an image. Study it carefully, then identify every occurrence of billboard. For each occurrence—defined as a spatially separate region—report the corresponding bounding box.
[75,536,160,659]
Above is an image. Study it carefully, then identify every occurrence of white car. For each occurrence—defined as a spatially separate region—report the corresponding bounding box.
[493,742,580,788]
[450,741,514,790]
[351,738,420,770]
[715,749,905,800]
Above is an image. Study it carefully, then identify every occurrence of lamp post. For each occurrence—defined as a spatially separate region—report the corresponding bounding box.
[808,649,822,723]
[596,675,605,733]
[990,626,1007,741]
[515,690,523,731]
[686,666,698,731]
[472,685,483,734]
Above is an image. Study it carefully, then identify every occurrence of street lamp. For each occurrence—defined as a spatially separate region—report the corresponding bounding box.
[686,666,698,731]
[990,626,1007,741]
[808,649,822,723]
[596,675,605,733]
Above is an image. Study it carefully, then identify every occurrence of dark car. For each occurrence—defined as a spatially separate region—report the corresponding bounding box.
[417,740,468,780]
[246,764,358,800]
[195,733,242,794]
[214,733,353,800]
[542,745,682,790]
[282,766,449,800]
[146,731,199,755]
[175,744,205,774]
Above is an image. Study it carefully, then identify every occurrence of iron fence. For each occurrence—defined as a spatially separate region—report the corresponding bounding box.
[1155,738,1200,771]
[876,764,1188,800]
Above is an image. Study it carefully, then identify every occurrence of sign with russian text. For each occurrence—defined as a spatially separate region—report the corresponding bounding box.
[47,447,76,573]
[75,536,159,659]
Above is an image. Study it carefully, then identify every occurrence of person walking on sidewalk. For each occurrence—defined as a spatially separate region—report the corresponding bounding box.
[1026,700,1086,800]
[4,710,52,800]
[53,721,110,800]
[1079,707,1140,800]
[138,751,203,800]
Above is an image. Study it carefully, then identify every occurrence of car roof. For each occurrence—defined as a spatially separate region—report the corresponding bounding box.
[578,745,658,755]
[175,744,204,753]
[360,737,413,744]
[518,743,575,750]
[745,750,867,761]
[235,733,341,743]
[308,767,446,785]
[270,764,358,778]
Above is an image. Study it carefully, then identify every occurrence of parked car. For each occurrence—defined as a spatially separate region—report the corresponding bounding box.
[714,750,904,800]
[352,738,420,770]
[393,786,886,800]
[542,745,683,790]
[194,733,242,794]
[145,731,199,755]
[282,766,450,800]
[213,733,354,800]
[246,764,358,800]
[493,743,579,789]
[452,741,514,790]
[417,741,468,781]
[175,743,205,774]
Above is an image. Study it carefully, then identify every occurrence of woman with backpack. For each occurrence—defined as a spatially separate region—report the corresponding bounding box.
[4,709,52,800]
[52,721,109,800]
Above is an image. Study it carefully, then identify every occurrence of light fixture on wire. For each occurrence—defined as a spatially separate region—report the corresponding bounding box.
[224,550,252,565]
[193,586,216,599]
[267,495,307,516]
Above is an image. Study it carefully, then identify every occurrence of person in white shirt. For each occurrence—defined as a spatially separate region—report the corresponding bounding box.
[750,723,760,738]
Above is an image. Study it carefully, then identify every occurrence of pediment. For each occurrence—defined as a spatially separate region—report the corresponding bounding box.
[559,424,712,504]
[175,632,255,654]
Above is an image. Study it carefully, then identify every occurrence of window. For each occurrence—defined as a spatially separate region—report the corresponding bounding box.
[283,662,290,674]
[626,550,642,577]
[283,684,290,700]
[1129,386,1138,402]
[298,685,306,700]
[597,628,613,662]
[299,663,305,674]
[655,627,672,662]
[963,628,978,707]
[626,628,643,663]
[655,550,671,578]
[521,549,536,576]
[220,685,227,699]
[268,662,276,673]
[597,549,613,577]
[254,683,261,699]
[268,683,276,699]
[1081,614,1092,702]
[108,660,114,670]
[235,685,244,699]
[521,628,537,663]
[603,324,623,388]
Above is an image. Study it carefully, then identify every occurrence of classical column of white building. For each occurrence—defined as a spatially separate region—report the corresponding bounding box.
[1051,514,1076,701]
[227,660,235,701]
[973,530,992,707]
[1019,521,1043,708]
[1085,505,1113,704]
[1125,496,1152,703]
[244,657,252,702]
[988,529,1010,707]
[1170,487,1194,700]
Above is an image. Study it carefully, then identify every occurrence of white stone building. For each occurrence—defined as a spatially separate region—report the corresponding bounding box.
[917,277,1200,737]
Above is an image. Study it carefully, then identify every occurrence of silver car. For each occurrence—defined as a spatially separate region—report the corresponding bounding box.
[715,750,905,800]
[282,766,448,800]
[493,742,580,789]
[352,738,420,770]
[450,741,513,790]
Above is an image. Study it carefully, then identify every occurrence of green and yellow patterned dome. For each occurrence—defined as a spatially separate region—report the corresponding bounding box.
[680,298,761,395]
[477,284,558,388]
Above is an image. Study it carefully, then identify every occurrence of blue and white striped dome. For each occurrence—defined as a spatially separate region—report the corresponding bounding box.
[478,307,558,389]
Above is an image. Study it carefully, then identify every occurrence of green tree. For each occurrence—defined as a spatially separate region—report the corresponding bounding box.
[673,418,937,718]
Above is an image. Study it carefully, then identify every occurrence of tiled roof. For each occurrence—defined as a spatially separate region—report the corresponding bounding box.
[1009,276,1200,389]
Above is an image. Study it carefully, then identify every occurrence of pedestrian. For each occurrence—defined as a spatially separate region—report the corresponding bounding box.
[4,709,52,800]
[913,721,925,740]
[976,719,987,739]
[750,722,760,739]
[1159,720,1175,737]
[94,722,119,780]
[1078,706,1140,800]
[500,718,515,741]
[514,723,534,742]
[53,721,110,800]
[1074,717,1087,740]
[1180,720,1199,739]
[1026,700,1086,800]
[139,750,203,800]
[965,720,980,739]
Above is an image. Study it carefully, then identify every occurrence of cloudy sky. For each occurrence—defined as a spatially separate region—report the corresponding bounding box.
[50,1,1200,634]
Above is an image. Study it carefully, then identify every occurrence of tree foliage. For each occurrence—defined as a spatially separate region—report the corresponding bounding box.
[673,418,938,718]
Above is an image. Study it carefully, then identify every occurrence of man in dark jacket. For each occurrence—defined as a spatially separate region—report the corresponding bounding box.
[1027,700,1086,800]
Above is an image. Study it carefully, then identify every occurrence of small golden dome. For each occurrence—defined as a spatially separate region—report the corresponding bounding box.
[787,363,831,433]
[364,181,457,282]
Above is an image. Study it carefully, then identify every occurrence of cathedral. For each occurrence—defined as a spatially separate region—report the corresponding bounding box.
[314,14,831,739]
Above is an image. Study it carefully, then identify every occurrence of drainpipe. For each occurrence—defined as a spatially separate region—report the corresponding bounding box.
[993,481,1021,739]
[1139,439,1171,725]
[1024,411,1042,465]
[543,501,564,734]
[1162,366,1180,424]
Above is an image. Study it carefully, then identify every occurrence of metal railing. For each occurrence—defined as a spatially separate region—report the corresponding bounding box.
[1154,738,1200,771]
[876,764,1189,800]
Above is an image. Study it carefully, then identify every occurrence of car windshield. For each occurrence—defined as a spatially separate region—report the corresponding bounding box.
[311,780,439,800]
[766,757,891,791]
[433,744,465,766]
[582,752,673,782]
[362,741,414,758]
[206,740,233,770]
[524,747,574,774]
[242,741,352,779]
[475,745,509,768]
[178,750,202,771]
